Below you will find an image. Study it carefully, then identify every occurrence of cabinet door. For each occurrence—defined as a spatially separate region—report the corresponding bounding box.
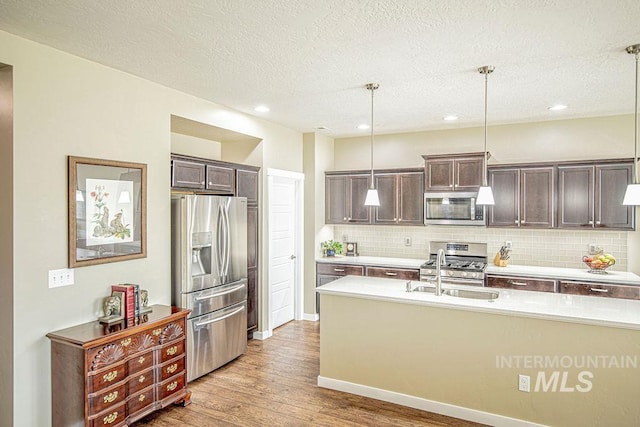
[559,281,640,300]
[398,172,424,224]
[236,169,258,205]
[347,175,372,223]
[596,164,634,229]
[486,275,556,292]
[558,165,594,228]
[425,159,454,191]
[172,159,205,189]
[487,169,519,227]
[206,164,235,193]
[247,207,258,270]
[520,167,554,228]
[246,268,258,333]
[455,157,484,191]
[325,175,347,224]
[373,174,398,224]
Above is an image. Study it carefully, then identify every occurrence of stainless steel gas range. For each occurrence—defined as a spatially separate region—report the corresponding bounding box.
[419,241,488,286]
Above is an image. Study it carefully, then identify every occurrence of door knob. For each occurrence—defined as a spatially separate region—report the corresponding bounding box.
[290,254,297,260]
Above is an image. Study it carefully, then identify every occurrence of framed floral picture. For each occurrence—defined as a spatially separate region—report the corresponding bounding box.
[68,156,147,268]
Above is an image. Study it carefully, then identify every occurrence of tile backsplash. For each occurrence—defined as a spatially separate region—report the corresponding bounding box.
[333,225,628,271]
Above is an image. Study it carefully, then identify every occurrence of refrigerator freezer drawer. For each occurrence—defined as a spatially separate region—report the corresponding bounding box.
[187,301,247,382]
[180,279,247,319]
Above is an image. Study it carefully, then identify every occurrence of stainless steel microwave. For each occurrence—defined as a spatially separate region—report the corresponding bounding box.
[424,192,485,225]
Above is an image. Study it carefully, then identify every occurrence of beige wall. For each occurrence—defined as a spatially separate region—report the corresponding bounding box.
[320,294,640,426]
[170,132,222,160]
[303,132,334,315]
[0,63,13,427]
[0,29,302,426]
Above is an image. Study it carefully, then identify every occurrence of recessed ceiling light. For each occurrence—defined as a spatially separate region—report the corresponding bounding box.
[254,105,270,112]
[548,104,567,111]
[443,115,459,121]
[314,126,328,130]
[357,124,370,130]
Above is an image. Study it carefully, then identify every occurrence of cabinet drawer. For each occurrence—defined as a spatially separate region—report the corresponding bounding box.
[160,356,186,381]
[486,275,556,292]
[89,402,126,427]
[89,362,127,393]
[126,385,154,416]
[88,383,126,416]
[159,373,187,400]
[160,339,185,363]
[206,164,235,193]
[127,349,154,375]
[316,263,364,276]
[127,368,154,395]
[366,266,419,280]
[559,281,640,300]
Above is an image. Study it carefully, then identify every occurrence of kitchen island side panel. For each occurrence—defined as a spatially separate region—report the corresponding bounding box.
[319,293,640,427]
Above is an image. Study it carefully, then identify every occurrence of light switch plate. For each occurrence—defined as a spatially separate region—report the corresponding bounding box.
[48,268,74,288]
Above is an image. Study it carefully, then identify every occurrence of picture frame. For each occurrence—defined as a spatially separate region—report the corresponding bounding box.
[68,156,147,268]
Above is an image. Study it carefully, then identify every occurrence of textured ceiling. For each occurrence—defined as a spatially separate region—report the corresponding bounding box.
[0,0,639,137]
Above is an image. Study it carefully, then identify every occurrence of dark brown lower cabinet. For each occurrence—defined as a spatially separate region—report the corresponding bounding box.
[316,263,364,313]
[558,280,640,300]
[486,275,556,292]
[365,266,419,280]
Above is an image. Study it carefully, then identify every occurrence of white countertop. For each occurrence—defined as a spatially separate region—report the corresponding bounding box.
[316,255,424,269]
[486,264,640,285]
[316,276,640,330]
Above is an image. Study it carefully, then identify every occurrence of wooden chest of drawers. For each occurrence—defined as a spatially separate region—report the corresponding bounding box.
[47,305,190,427]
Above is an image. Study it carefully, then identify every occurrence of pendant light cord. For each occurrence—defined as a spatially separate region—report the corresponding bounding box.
[634,50,639,184]
[483,70,489,186]
[370,84,375,185]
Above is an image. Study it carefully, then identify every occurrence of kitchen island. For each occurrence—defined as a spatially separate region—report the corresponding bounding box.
[317,276,640,427]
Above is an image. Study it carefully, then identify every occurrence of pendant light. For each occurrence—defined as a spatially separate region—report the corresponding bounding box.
[364,83,380,206]
[623,44,640,205]
[476,65,495,205]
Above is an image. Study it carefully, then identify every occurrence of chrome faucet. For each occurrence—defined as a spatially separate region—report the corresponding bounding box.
[435,248,446,296]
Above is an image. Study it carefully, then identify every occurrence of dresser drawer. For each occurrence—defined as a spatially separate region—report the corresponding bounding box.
[559,281,640,300]
[89,363,127,393]
[316,263,364,276]
[89,402,126,427]
[127,368,155,395]
[160,339,185,363]
[486,275,556,292]
[126,385,154,416]
[159,373,187,400]
[127,349,154,375]
[366,266,419,280]
[160,356,186,382]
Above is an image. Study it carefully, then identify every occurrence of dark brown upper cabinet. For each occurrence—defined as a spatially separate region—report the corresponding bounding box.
[423,153,484,192]
[373,170,424,225]
[325,173,371,224]
[172,159,206,189]
[488,166,555,228]
[206,164,234,193]
[236,168,259,205]
[559,162,634,230]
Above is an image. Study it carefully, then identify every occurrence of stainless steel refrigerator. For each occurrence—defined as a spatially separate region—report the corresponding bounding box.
[171,194,248,382]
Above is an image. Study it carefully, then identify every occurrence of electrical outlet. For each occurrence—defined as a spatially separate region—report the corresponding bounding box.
[342,234,348,242]
[518,374,530,392]
[48,268,74,288]
[404,236,412,246]
[505,240,512,250]
[588,243,602,255]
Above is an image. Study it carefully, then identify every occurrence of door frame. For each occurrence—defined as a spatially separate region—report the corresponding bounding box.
[266,168,304,334]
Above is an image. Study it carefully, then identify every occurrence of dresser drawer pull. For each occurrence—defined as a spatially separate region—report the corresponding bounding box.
[138,356,145,364]
[589,287,609,293]
[166,363,178,374]
[385,272,398,276]
[138,374,146,383]
[103,391,118,404]
[153,328,162,336]
[333,268,345,272]
[167,381,178,392]
[103,371,118,382]
[121,338,131,347]
[166,346,178,356]
[508,280,527,286]
[139,394,146,402]
[103,412,118,425]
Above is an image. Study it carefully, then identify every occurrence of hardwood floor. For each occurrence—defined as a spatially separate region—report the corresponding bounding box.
[133,321,485,427]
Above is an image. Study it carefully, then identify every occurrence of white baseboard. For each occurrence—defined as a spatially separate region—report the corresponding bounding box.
[317,376,546,427]
[252,329,272,340]
[303,313,319,321]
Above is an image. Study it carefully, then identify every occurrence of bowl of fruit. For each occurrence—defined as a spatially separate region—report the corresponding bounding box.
[582,254,616,274]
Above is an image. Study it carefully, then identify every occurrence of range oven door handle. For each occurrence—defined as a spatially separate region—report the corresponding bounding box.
[194,305,245,327]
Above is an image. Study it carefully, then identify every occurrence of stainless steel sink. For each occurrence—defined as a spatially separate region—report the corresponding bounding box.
[443,288,499,300]
[411,285,437,293]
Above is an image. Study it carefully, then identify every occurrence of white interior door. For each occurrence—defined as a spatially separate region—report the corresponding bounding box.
[268,175,298,329]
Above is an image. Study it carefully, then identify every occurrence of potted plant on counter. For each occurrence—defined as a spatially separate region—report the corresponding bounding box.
[321,240,343,257]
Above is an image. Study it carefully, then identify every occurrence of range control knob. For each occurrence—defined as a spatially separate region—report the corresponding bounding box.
[447,270,454,276]
[461,272,468,277]
[470,272,478,279]
[426,269,433,275]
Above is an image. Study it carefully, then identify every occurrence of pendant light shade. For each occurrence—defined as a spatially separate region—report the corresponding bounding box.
[364,83,380,207]
[476,65,495,206]
[623,44,640,205]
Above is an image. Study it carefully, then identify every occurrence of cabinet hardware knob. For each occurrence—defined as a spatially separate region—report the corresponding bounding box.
[596,221,601,225]
[589,287,609,293]
[508,280,527,286]
[139,394,146,402]
[167,381,178,392]
[343,217,347,220]
[588,220,594,225]
[166,346,178,356]
[385,272,398,276]
[103,412,118,424]
[121,338,131,347]
[521,220,525,224]
[138,375,146,383]
[103,371,118,382]
[515,220,519,224]
[103,392,118,403]
[201,181,205,185]
[334,268,345,272]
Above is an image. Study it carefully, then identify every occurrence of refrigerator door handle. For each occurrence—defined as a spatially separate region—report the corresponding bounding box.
[216,203,225,275]
[194,305,245,328]
[223,201,231,276]
[193,283,246,302]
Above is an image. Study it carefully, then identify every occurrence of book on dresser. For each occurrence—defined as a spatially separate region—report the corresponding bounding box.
[111,284,135,326]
